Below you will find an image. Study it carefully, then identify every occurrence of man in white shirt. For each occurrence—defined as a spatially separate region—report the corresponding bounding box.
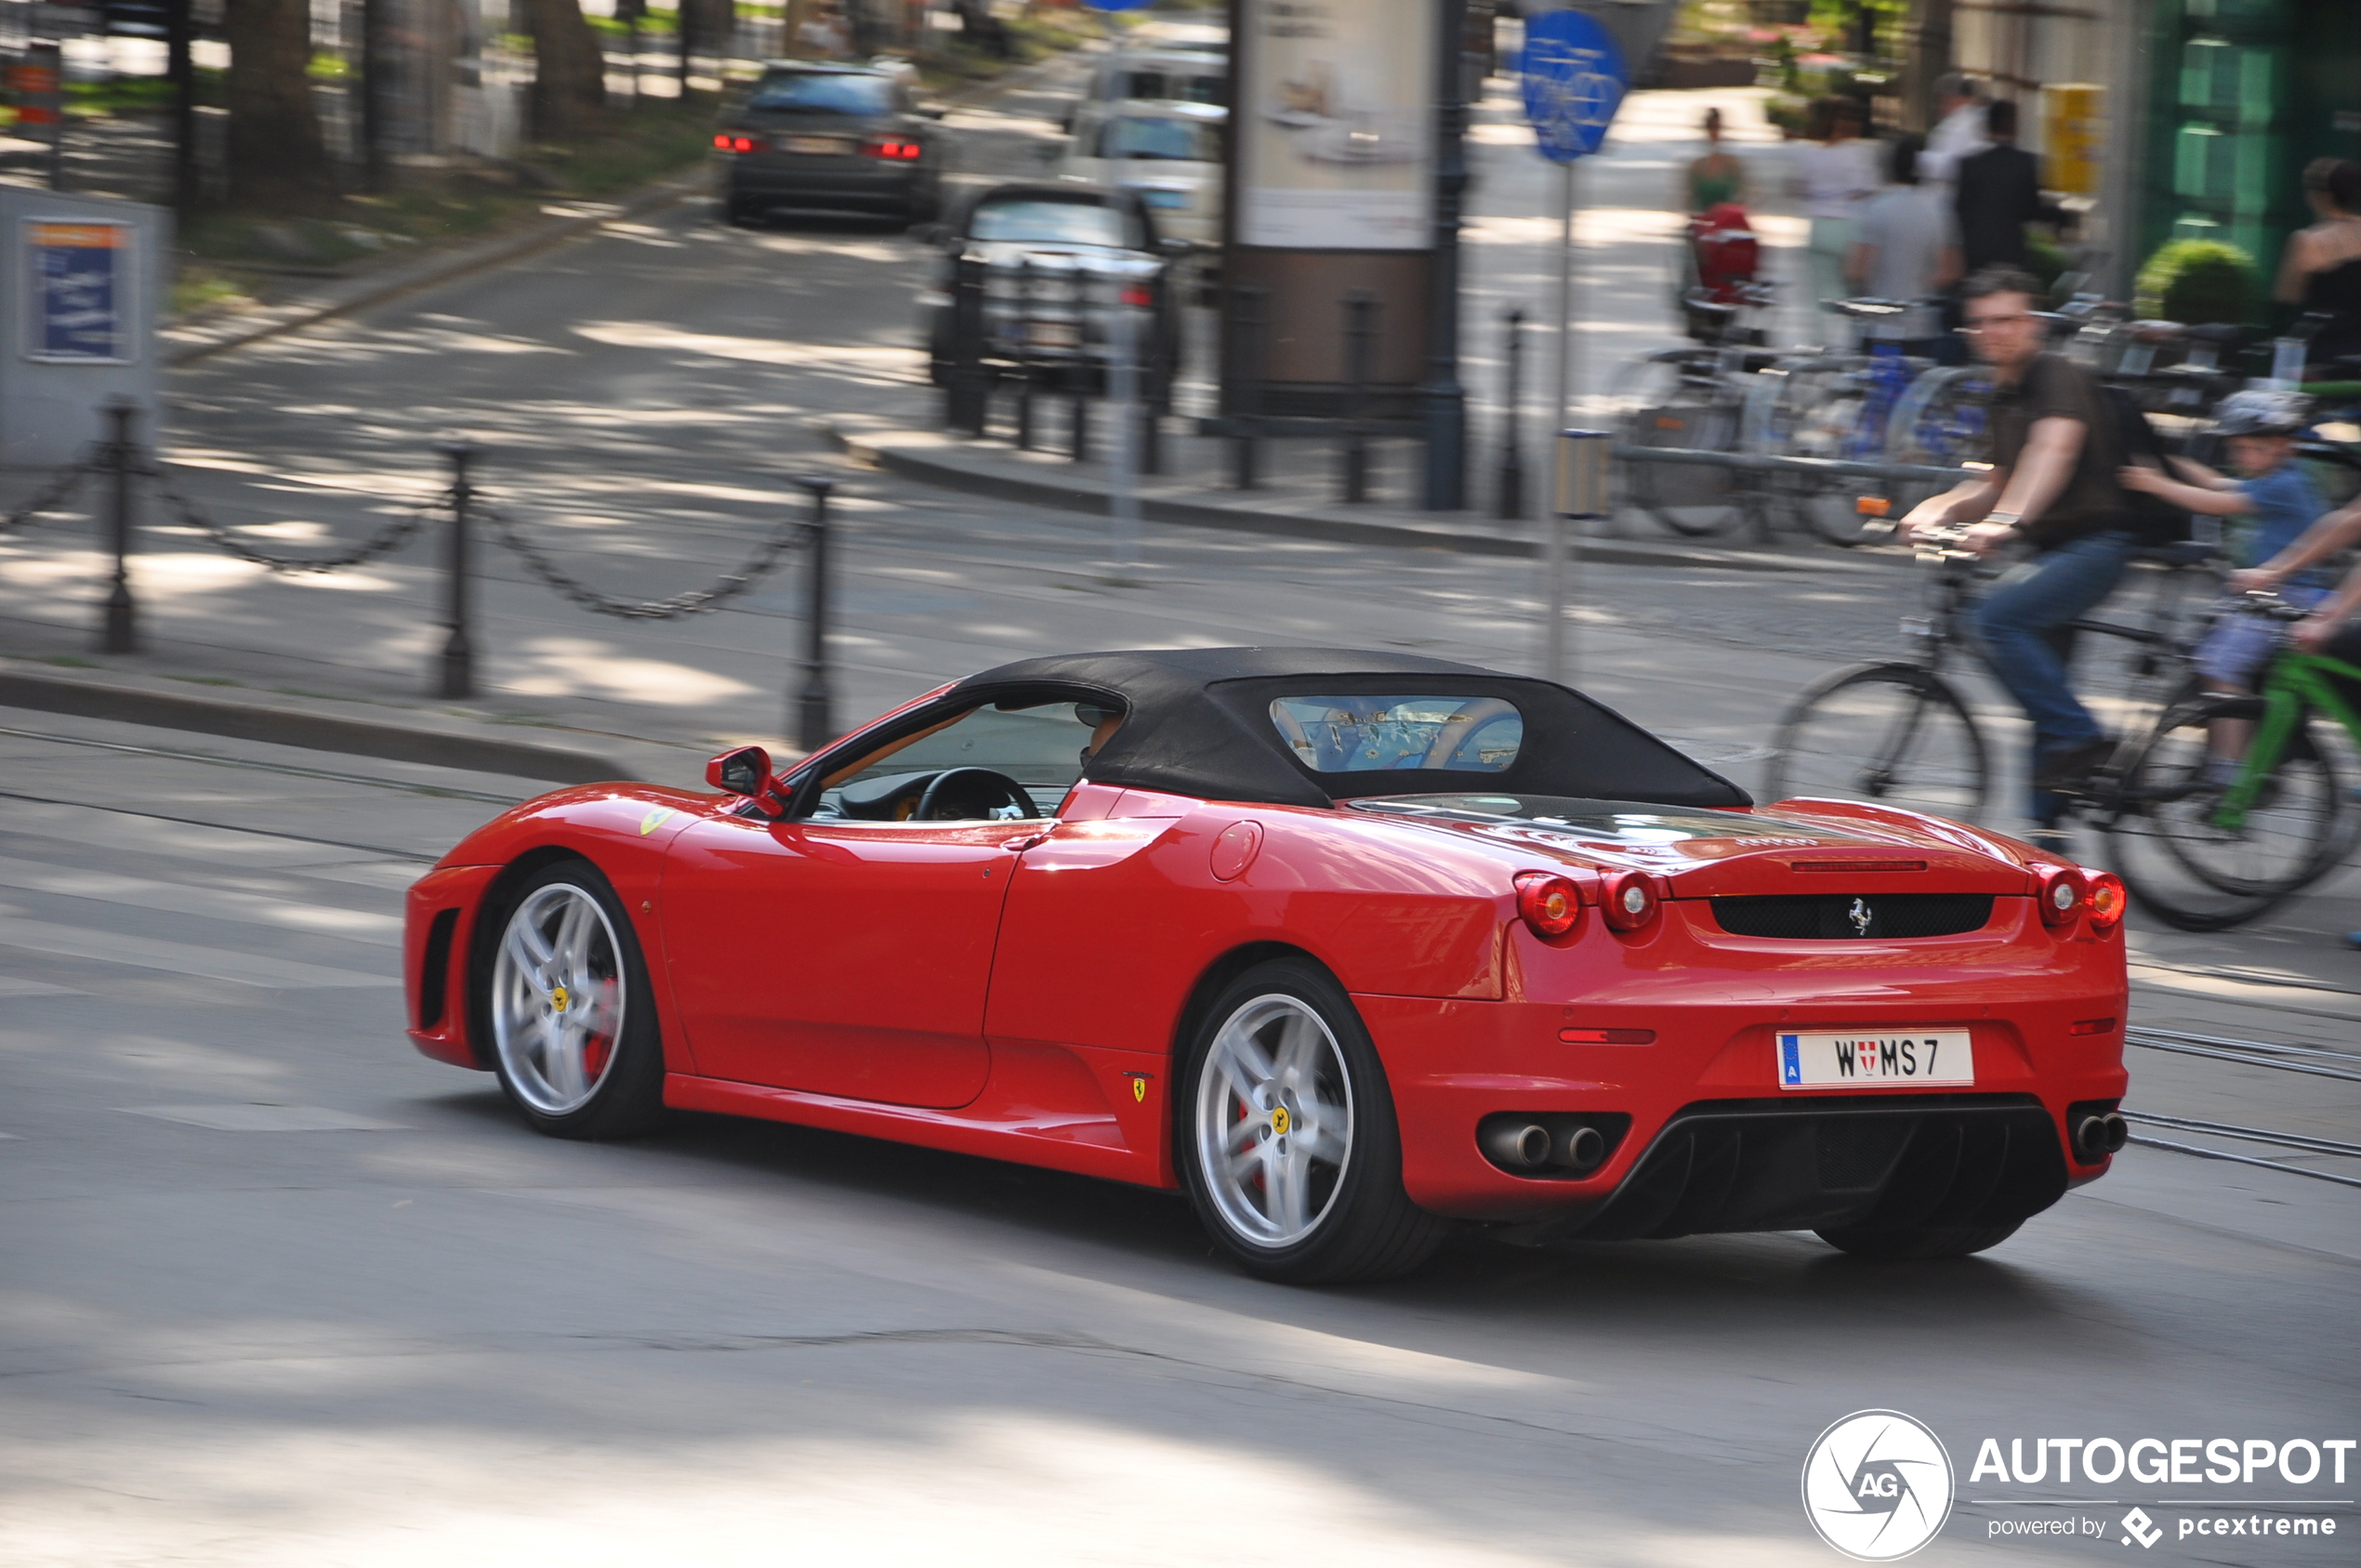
[1919,74,1989,191]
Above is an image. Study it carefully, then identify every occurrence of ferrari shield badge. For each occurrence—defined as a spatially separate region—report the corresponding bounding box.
[1125,1072,1151,1102]
[640,807,676,837]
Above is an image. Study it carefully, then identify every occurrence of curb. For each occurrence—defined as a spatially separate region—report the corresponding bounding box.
[820,422,1885,574]
[164,168,712,368]
[0,670,623,784]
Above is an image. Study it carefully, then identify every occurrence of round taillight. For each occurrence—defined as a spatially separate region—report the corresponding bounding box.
[2034,863,2085,928]
[2085,870,2126,931]
[1601,869,1659,932]
[1514,872,1582,939]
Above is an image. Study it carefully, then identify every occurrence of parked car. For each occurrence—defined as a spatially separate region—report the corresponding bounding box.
[1061,45,1227,132]
[403,647,2131,1286]
[915,181,1184,397]
[1059,99,1225,247]
[713,61,944,226]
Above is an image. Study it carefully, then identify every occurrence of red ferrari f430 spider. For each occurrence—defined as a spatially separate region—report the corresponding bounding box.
[404,649,2130,1283]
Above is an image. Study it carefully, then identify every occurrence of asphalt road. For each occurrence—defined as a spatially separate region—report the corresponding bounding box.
[3,50,2358,1567]
[2,713,2357,1567]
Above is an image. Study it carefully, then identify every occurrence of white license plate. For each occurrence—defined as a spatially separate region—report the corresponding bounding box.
[783,136,851,155]
[1776,1031,1973,1088]
[1025,320,1081,348]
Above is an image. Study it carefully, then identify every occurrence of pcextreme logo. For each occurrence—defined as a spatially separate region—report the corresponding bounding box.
[1802,1409,1957,1561]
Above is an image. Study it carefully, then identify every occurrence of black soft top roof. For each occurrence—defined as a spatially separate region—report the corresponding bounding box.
[943,647,1749,810]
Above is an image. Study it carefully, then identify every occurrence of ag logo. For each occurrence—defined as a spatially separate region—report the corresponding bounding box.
[1800,1410,1954,1561]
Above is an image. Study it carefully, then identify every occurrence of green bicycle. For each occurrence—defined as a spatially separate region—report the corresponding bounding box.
[2101,597,2361,931]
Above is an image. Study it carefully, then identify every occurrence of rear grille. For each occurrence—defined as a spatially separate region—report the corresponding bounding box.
[1709,893,1994,940]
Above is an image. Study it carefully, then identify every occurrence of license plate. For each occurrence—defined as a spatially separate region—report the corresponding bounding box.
[1025,320,1081,348]
[1776,1031,1973,1088]
[783,136,851,155]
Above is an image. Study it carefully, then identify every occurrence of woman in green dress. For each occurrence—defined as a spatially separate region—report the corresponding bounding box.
[1686,106,1747,212]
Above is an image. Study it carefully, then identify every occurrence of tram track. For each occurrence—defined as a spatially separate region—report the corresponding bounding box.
[2124,1026,2361,1189]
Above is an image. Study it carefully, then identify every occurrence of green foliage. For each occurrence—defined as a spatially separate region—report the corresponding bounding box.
[2134,239,2259,325]
[2025,231,2068,296]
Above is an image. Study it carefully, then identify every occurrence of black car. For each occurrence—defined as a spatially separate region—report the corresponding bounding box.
[715,63,944,226]
[917,182,1185,398]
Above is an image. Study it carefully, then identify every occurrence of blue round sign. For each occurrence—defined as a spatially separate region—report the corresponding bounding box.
[1522,8,1628,163]
[1081,0,1154,9]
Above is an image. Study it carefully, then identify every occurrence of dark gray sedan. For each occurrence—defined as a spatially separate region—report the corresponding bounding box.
[714,63,944,226]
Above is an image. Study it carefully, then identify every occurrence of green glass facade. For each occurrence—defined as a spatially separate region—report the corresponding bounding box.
[2141,0,2361,319]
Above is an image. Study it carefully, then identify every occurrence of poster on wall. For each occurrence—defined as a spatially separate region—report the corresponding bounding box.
[22,219,134,363]
[1234,0,1435,249]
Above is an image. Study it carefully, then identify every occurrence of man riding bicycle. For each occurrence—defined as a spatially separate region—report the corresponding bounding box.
[1901,266,2143,850]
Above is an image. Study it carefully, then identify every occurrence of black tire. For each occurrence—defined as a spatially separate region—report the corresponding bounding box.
[723,194,758,229]
[2099,694,2346,931]
[1815,1219,2023,1259]
[1765,664,1992,824]
[1176,959,1447,1285]
[476,859,666,1140]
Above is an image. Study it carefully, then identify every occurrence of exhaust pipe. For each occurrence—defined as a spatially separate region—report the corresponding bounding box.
[1553,1124,1605,1173]
[2073,1113,2127,1163]
[1482,1121,1552,1170]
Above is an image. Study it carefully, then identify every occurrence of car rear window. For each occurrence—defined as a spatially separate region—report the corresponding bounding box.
[1100,116,1220,162]
[1270,695,1523,774]
[1122,69,1224,104]
[969,198,1129,246]
[747,72,896,115]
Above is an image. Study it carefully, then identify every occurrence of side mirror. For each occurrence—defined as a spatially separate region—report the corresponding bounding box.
[706,745,788,818]
[917,101,948,120]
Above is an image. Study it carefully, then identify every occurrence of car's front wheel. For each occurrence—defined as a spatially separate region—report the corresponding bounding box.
[481,860,665,1140]
[1178,959,1446,1285]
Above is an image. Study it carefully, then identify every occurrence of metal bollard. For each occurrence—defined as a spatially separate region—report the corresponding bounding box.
[1495,309,1525,521]
[436,439,479,699]
[1339,292,1376,505]
[99,397,138,654]
[1067,266,1090,464]
[793,477,836,753]
[1229,280,1265,490]
[946,253,988,438]
[1014,259,1037,452]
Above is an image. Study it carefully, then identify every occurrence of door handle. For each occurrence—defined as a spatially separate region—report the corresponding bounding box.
[1001,827,1057,851]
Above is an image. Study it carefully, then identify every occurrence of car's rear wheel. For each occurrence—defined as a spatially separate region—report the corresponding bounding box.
[1178,959,1446,1285]
[481,861,665,1140]
[1814,1219,2023,1259]
[722,193,759,228]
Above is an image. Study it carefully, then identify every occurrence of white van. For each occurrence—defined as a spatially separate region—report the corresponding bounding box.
[1060,99,1226,246]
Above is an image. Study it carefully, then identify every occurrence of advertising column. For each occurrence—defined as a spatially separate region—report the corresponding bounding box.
[1223,0,1437,424]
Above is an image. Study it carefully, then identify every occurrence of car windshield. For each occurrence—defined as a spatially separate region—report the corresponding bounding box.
[1121,69,1224,104]
[969,197,1131,247]
[1099,116,1220,162]
[816,700,1121,818]
[1269,696,1523,773]
[746,72,896,115]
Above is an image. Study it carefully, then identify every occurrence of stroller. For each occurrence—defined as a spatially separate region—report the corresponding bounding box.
[1681,202,1773,345]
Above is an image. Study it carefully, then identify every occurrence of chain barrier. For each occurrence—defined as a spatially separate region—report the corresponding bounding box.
[478,498,809,621]
[138,459,440,574]
[1,447,100,535]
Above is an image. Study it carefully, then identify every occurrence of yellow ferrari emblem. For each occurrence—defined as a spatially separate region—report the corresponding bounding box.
[640,807,676,837]
[550,985,569,1013]
[1271,1105,1290,1136]
[1131,1078,1146,1103]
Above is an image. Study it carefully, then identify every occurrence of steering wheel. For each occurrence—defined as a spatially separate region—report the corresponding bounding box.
[913,767,1038,822]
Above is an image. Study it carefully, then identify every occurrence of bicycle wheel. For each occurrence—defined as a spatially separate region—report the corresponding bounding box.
[2101,695,2344,929]
[1752,362,1889,547]
[1765,664,1992,824]
[1613,354,1748,538]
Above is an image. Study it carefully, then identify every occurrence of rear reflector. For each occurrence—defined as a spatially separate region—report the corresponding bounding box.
[1791,860,1927,872]
[2068,1018,2118,1036]
[1560,1028,1655,1045]
[1855,495,1892,517]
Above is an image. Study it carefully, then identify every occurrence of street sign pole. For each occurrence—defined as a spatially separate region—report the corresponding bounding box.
[1520,7,1626,688]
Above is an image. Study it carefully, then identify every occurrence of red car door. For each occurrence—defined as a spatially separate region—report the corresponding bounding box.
[660,811,1043,1107]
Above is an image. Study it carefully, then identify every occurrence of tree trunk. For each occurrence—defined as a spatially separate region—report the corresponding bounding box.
[224,0,336,207]
[683,0,736,90]
[523,0,610,141]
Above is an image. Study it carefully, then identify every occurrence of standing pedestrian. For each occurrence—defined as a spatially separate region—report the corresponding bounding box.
[1685,107,1747,214]
[1917,72,1988,196]
[2274,158,2361,375]
[1847,133,1959,354]
[1791,97,1880,316]
[1953,100,2049,277]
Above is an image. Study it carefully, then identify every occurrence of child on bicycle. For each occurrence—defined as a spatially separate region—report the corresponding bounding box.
[2119,391,2335,734]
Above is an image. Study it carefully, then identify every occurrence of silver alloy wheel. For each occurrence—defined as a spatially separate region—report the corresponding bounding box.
[1194,994,1355,1248]
[491,882,627,1117]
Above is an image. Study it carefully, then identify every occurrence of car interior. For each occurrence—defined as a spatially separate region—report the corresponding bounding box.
[810,698,1125,822]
